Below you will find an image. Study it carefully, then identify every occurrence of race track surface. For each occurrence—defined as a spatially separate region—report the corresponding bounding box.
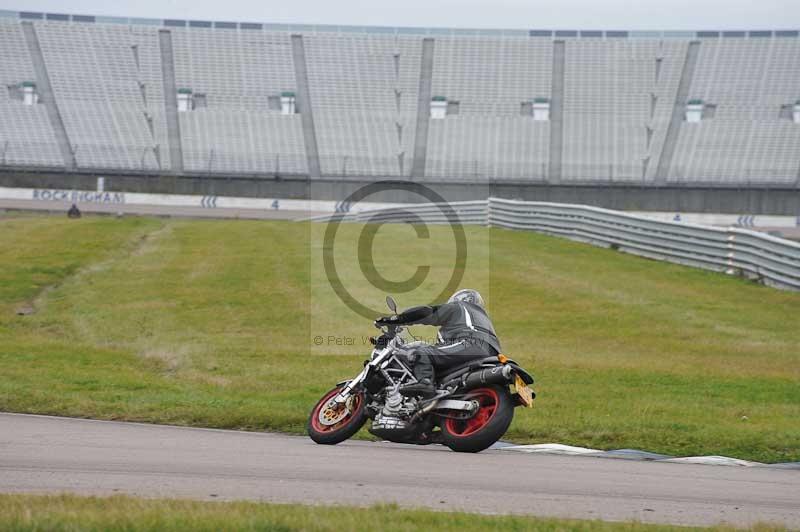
[1,413,798,527]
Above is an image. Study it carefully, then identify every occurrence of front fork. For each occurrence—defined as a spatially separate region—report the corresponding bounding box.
[333,337,398,404]
[333,366,368,404]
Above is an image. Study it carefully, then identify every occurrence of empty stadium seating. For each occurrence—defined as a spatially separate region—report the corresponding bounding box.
[426,36,552,180]
[0,11,798,186]
[0,19,63,167]
[304,33,421,176]
[34,21,164,170]
[670,37,800,184]
[562,39,687,182]
[170,27,307,174]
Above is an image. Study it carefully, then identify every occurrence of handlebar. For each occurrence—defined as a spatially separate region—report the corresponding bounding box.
[372,323,404,347]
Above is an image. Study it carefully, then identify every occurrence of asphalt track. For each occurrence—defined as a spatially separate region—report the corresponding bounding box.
[1,414,798,527]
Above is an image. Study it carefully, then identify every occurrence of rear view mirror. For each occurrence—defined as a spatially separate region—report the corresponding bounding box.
[386,296,397,313]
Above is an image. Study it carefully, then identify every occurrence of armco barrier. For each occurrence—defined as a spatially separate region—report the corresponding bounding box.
[305,197,800,292]
[487,198,800,291]
[302,200,487,225]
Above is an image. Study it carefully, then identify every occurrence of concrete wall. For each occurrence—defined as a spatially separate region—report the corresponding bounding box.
[1,169,798,215]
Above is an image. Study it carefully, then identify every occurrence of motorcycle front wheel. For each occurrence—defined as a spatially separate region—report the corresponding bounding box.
[307,386,367,445]
[440,385,514,453]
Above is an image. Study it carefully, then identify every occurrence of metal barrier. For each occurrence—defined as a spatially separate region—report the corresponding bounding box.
[488,198,800,291]
[303,200,487,224]
[305,197,800,292]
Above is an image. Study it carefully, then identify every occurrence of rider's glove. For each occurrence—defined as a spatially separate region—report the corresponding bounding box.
[374,315,399,327]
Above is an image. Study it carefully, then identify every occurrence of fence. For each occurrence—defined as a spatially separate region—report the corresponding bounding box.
[308,200,487,225]
[307,197,800,292]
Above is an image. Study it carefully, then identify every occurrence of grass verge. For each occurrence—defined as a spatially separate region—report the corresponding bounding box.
[0,494,787,532]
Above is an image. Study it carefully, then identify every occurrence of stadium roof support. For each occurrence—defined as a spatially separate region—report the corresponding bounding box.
[655,41,700,184]
[290,34,321,178]
[411,38,435,178]
[548,40,565,183]
[158,30,184,173]
[796,147,800,188]
[20,21,75,170]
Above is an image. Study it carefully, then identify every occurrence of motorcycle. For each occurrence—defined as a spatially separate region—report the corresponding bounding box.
[307,296,535,453]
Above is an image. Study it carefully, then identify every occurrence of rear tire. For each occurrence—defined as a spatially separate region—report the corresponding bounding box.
[307,386,367,445]
[440,385,514,453]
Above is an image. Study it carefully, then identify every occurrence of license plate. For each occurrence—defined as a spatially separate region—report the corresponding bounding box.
[514,374,534,408]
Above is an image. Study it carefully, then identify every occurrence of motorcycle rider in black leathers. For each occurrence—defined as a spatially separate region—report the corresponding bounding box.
[374,289,501,398]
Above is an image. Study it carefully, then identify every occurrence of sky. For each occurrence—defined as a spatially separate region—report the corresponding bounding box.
[0,0,798,30]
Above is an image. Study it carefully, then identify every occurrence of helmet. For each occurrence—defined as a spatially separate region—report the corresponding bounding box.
[448,289,485,308]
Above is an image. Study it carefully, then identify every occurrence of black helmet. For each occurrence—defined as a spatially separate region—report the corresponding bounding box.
[448,289,485,308]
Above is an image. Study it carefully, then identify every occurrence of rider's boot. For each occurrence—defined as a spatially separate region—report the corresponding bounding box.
[400,353,436,398]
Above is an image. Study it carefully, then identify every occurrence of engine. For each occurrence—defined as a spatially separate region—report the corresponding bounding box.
[368,388,420,442]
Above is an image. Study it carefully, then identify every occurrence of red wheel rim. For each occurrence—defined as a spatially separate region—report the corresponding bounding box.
[444,387,499,437]
[310,387,362,433]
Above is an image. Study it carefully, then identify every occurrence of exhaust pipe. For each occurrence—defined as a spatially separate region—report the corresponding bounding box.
[461,365,513,389]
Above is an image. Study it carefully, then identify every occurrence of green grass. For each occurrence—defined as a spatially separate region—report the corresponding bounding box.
[0,212,799,462]
[0,494,787,531]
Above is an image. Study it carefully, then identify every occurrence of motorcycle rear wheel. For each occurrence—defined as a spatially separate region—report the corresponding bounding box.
[440,385,514,453]
[307,386,367,445]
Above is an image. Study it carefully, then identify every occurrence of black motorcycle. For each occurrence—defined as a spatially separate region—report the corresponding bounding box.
[308,297,535,453]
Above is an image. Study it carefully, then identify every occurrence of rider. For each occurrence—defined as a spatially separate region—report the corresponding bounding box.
[374,289,501,398]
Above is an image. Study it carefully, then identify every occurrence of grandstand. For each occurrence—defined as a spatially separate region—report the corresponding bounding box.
[0,10,799,210]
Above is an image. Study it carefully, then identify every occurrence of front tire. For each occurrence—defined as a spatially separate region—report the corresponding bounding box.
[440,385,514,453]
[307,386,367,445]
